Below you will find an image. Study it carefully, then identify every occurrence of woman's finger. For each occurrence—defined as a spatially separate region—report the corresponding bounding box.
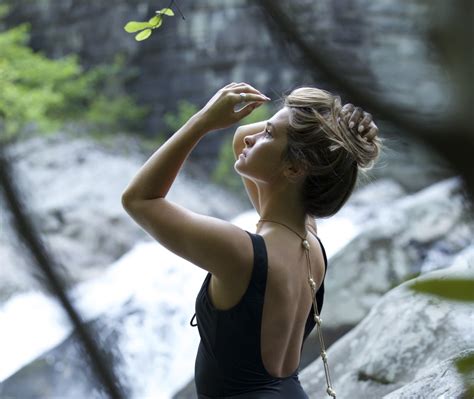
[357,113,373,133]
[340,104,354,125]
[223,82,238,89]
[341,103,355,116]
[348,107,364,129]
[233,101,260,120]
[364,123,378,141]
[231,92,270,104]
[232,82,259,91]
[228,82,270,99]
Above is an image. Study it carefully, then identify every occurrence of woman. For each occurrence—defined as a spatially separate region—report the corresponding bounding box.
[122,82,382,398]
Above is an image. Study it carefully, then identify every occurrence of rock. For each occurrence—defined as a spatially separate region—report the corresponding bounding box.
[323,176,473,328]
[0,316,130,399]
[300,244,474,398]
[382,354,470,398]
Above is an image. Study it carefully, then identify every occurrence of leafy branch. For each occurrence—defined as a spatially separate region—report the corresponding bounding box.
[123,0,185,41]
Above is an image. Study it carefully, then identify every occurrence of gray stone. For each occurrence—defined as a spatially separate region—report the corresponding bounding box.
[323,176,473,328]
[300,245,474,398]
[0,316,130,399]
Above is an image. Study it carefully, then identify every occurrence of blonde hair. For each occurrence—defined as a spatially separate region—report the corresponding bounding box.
[280,86,384,219]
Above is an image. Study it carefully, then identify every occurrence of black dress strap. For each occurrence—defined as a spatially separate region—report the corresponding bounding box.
[307,230,328,270]
[306,230,328,317]
[190,312,198,327]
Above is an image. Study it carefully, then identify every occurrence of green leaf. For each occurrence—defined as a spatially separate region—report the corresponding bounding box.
[156,8,174,16]
[135,29,152,41]
[408,277,474,302]
[455,353,474,374]
[124,21,152,33]
[148,15,163,28]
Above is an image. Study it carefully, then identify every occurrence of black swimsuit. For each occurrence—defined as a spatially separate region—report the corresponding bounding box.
[189,230,328,398]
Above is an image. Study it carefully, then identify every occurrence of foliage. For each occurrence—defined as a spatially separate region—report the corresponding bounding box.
[408,277,474,302]
[455,352,474,398]
[124,8,175,41]
[0,16,147,144]
[211,103,273,192]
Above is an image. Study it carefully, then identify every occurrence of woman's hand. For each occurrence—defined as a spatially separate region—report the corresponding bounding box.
[339,103,378,141]
[195,82,271,132]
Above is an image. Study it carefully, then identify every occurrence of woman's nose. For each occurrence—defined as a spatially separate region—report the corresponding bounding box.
[244,136,252,146]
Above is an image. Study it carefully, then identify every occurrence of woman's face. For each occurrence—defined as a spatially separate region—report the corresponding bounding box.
[234,107,291,184]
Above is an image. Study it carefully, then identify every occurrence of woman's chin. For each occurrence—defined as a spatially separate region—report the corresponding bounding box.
[234,162,246,175]
[234,156,245,169]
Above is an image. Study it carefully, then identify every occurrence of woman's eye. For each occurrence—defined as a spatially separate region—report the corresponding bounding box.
[264,129,272,137]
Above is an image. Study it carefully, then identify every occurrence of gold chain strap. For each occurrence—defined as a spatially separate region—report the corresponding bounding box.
[257,219,336,398]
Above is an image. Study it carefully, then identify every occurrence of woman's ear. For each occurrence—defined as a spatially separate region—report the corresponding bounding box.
[284,161,306,183]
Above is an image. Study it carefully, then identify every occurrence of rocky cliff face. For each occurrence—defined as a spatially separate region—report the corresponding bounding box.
[4,0,456,191]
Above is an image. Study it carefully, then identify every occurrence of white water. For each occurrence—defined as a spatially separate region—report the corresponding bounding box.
[0,209,361,398]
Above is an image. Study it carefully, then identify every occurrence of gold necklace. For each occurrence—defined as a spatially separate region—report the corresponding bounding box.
[256,218,336,398]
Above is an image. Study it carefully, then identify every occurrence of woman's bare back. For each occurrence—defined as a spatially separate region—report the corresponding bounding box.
[207,229,326,378]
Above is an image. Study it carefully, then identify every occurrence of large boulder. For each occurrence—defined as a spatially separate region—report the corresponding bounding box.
[323,176,473,328]
[300,244,474,398]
